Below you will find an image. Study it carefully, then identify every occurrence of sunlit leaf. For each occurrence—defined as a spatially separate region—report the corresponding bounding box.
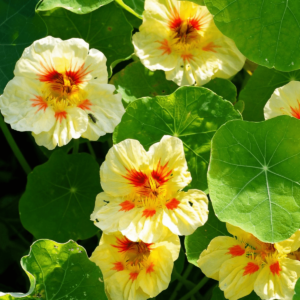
[205,0,300,71]
[38,2,133,75]
[0,0,47,93]
[19,151,100,242]
[240,66,300,122]
[208,116,300,243]
[37,0,113,14]
[113,86,241,191]
[0,239,107,300]
[185,201,229,266]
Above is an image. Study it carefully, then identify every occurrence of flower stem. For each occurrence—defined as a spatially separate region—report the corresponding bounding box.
[172,269,196,290]
[178,277,210,300]
[87,141,96,159]
[73,139,79,154]
[0,114,31,175]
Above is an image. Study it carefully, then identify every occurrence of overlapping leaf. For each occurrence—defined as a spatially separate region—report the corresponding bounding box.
[0,0,47,93]
[0,239,107,300]
[19,151,100,242]
[241,66,300,121]
[205,0,300,71]
[208,116,300,243]
[113,86,241,191]
[115,0,144,19]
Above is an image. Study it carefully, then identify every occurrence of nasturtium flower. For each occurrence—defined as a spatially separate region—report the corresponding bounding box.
[264,81,300,120]
[90,231,180,300]
[197,223,300,300]
[91,135,209,243]
[0,36,124,150]
[132,0,245,86]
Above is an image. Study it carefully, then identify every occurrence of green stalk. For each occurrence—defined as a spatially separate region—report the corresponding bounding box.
[87,141,96,159]
[72,139,79,154]
[172,269,196,290]
[0,114,31,175]
[178,277,210,300]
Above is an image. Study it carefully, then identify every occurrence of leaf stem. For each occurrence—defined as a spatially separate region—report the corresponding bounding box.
[178,277,210,300]
[72,139,79,154]
[0,114,31,175]
[87,141,96,159]
[115,0,142,19]
[173,269,196,290]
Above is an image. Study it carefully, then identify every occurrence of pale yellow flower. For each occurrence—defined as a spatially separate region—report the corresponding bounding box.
[0,36,124,149]
[132,0,245,86]
[91,135,209,243]
[90,231,180,300]
[264,81,300,120]
[197,223,300,300]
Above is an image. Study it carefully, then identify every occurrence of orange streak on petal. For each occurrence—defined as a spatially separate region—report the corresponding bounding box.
[66,62,91,85]
[38,61,61,83]
[112,236,135,253]
[165,198,180,210]
[169,10,182,29]
[226,245,245,257]
[146,262,155,274]
[157,39,172,55]
[290,99,300,119]
[31,96,48,112]
[270,261,281,276]
[123,168,148,187]
[55,111,67,122]
[202,42,221,53]
[243,262,260,276]
[142,209,156,218]
[129,272,139,281]
[78,99,92,110]
[111,262,124,271]
[151,160,172,185]
[119,201,135,212]
[181,54,194,62]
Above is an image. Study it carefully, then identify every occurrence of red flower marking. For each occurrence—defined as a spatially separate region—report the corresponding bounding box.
[146,262,155,274]
[157,39,172,55]
[290,100,300,119]
[129,272,139,281]
[151,160,172,185]
[243,262,260,276]
[181,54,194,62]
[112,236,135,253]
[227,245,245,257]
[119,201,135,212]
[38,62,61,83]
[270,261,281,276]
[188,16,203,30]
[142,209,156,218]
[165,198,180,210]
[31,96,48,112]
[65,63,91,86]
[55,111,67,122]
[78,99,92,110]
[111,262,124,271]
[169,11,182,29]
[202,42,221,53]
[123,169,148,187]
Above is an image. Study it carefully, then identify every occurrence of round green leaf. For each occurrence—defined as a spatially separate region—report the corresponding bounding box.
[208,116,300,243]
[241,66,300,122]
[205,0,300,71]
[110,61,179,106]
[19,151,100,242]
[0,0,47,93]
[38,2,134,75]
[0,239,107,300]
[37,0,113,14]
[113,86,241,191]
[115,0,144,19]
[294,278,300,300]
[185,201,229,266]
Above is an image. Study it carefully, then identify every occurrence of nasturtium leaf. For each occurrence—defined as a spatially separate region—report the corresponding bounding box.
[185,201,229,266]
[19,151,100,242]
[0,0,47,93]
[37,0,113,14]
[110,61,179,106]
[234,100,245,114]
[211,287,260,300]
[115,0,144,19]
[123,9,142,28]
[0,239,107,300]
[208,116,300,243]
[205,0,300,71]
[38,2,133,75]
[203,78,237,104]
[241,66,300,122]
[294,277,300,300]
[113,86,241,191]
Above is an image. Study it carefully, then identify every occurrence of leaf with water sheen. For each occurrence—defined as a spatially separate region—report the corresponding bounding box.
[0,239,107,300]
[0,0,47,93]
[240,66,300,122]
[205,0,300,71]
[208,116,300,243]
[37,0,113,14]
[38,2,133,75]
[19,151,100,242]
[113,86,241,192]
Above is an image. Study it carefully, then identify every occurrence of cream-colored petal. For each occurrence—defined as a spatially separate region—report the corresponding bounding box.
[162,189,208,236]
[85,48,108,84]
[152,232,180,261]
[275,229,300,254]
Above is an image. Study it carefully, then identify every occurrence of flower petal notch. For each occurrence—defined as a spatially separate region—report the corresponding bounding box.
[0,36,125,150]
[264,81,300,121]
[90,231,180,300]
[132,0,245,86]
[208,116,300,243]
[91,135,209,243]
[197,223,300,300]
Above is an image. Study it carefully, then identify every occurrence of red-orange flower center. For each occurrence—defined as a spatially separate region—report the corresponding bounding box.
[243,262,260,276]
[270,261,281,276]
[290,99,300,119]
[227,245,245,257]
